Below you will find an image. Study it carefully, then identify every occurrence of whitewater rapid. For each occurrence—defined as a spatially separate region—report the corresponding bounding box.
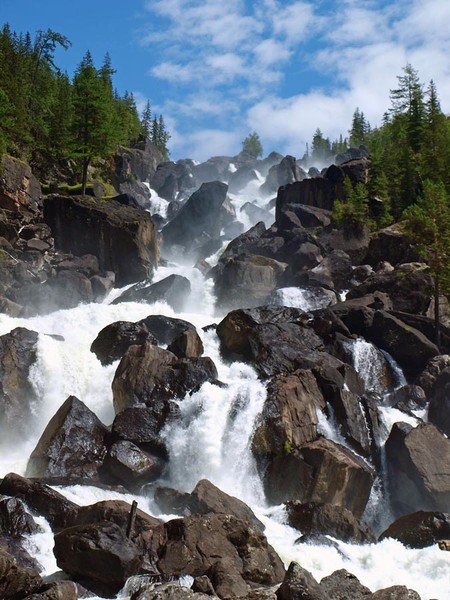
[0,177,449,599]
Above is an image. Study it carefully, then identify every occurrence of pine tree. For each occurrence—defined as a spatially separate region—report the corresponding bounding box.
[242,132,263,158]
[349,108,368,147]
[141,100,152,139]
[311,128,331,162]
[404,180,450,346]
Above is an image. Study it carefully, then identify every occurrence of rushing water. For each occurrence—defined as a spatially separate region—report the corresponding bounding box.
[0,185,449,600]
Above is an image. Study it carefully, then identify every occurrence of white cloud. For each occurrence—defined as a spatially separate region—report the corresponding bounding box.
[171,128,242,161]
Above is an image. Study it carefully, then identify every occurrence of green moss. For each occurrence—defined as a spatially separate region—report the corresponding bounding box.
[283,440,293,455]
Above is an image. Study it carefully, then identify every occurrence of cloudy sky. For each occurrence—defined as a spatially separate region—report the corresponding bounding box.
[2,0,450,161]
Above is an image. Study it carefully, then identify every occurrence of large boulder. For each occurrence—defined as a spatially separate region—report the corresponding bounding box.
[365,223,415,267]
[320,569,372,600]
[0,497,40,537]
[43,195,159,286]
[0,547,43,599]
[380,510,450,548]
[264,438,374,517]
[0,327,38,439]
[112,343,218,413]
[0,155,41,213]
[103,440,164,487]
[137,315,197,345]
[112,274,191,311]
[0,473,78,529]
[26,396,109,480]
[276,562,326,600]
[161,181,230,253]
[286,502,375,544]
[261,156,305,196]
[428,368,450,437]
[152,513,285,587]
[53,521,143,596]
[371,587,420,600]
[90,320,157,366]
[228,165,259,194]
[385,422,450,516]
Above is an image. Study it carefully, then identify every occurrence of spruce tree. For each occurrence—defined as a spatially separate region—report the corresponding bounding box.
[242,132,263,158]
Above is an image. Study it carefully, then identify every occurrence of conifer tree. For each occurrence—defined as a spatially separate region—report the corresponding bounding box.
[242,132,263,158]
[141,100,152,139]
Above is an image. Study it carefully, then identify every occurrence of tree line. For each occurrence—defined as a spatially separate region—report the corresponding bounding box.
[0,25,170,189]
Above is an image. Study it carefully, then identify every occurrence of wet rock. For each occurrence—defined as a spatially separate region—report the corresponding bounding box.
[162,181,230,253]
[385,422,450,516]
[0,536,41,570]
[276,561,326,600]
[154,487,192,516]
[0,473,78,529]
[23,580,79,600]
[371,586,421,600]
[90,271,115,300]
[214,255,287,310]
[379,510,450,548]
[0,547,43,599]
[428,368,450,437]
[138,315,197,345]
[0,327,39,437]
[0,497,39,537]
[167,329,204,358]
[265,438,374,518]
[285,502,376,544]
[132,583,211,599]
[103,440,164,486]
[388,385,427,413]
[208,556,249,598]
[90,320,157,365]
[43,195,159,286]
[112,274,191,311]
[304,250,353,291]
[26,396,108,480]
[417,354,450,396]
[152,513,285,586]
[229,166,259,194]
[324,387,372,456]
[112,343,218,413]
[252,370,324,460]
[320,569,372,599]
[261,155,304,196]
[240,202,274,227]
[54,521,143,596]
[191,575,216,595]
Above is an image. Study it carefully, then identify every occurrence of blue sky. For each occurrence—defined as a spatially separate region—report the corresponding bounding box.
[1,0,450,161]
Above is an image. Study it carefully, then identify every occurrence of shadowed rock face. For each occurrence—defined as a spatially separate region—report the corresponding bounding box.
[380,510,450,548]
[0,155,41,213]
[43,195,159,286]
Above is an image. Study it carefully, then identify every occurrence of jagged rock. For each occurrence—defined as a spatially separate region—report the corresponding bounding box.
[154,487,192,516]
[265,438,374,517]
[385,422,450,516]
[380,510,450,548]
[0,536,41,570]
[0,327,38,438]
[320,569,372,599]
[208,556,249,598]
[335,146,370,166]
[304,250,353,291]
[417,354,450,396]
[282,204,331,229]
[0,155,41,213]
[275,177,337,219]
[371,586,421,600]
[276,561,326,600]
[90,271,115,300]
[214,255,287,310]
[324,387,372,456]
[191,575,216,595]
[229,166,259,194]
[43,195,159,286]
[152,513,285,586]
[115,142,164,188]
[167,329,204,358]
[365,223,415,267]
[103,440,163,486]
[0,473,78,529]
[240,202,274,227]
[132,583,211,599]
[112,274,191,311]
[162,181,230,253]
[319,223,370,265]
[285,502,375,544]
[138,315,197,345]
[428,368,450,436]
[0,498,39,537]
[112,342,218,413]
[388,385,427,412]
[22,580,79,600]
[111,405,177,458]
[252,370,324,460]
[391,310,450,355]
[0,547,43,599]
[261,156,304,196]
[53,521,143,596]
[26,396,108,480]
[90,320,157,365]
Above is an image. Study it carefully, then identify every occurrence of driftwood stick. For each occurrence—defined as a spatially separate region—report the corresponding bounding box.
[127,500,138,539]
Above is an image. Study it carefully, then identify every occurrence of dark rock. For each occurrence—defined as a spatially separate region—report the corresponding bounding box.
[152,513,285,586]
[366,223,414,267]
[162,182,230,253]
[0,547,42,599]
[240,202,274,227]
[385,422,450,516]
[285,502,376,544]
[132,583,211,599]
[380,510,450,548]
[335,146,370,166]
[0,155,41,213]
[154,486,192,516]
[208,556,249,598]
[0,536,41,570]
[261,156,304,196]
[90,272,115,300]
[138,315,197,345]
[53,521,143,596]
[371,586,421,600]
[111,406,176,458]
[0,498,39,537]
[417,355,450,397]
[103,440,163,486]
[276,178,337,221]
[191,575,216,595]
[0,327,38,439]
[428,368,450,436]
[320,569,372,600]
[90,320,156,366]
[276,561,326,600]
[229,166,259,194]
[113,274,191,311]
[112,343,218,413]
[391,310,450,355]
[26,396,108,479]
[214,255,287,310]
[0,473,78,529]
[304,250,353,291]
[388,385,427,412]
[167,329,204,358]
[319,223,370,265]
[43,195,159,286]
[283,204,331,229]
[22,580,79,600]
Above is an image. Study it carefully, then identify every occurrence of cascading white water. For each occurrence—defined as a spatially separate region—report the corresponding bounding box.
[0,184,449,600]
